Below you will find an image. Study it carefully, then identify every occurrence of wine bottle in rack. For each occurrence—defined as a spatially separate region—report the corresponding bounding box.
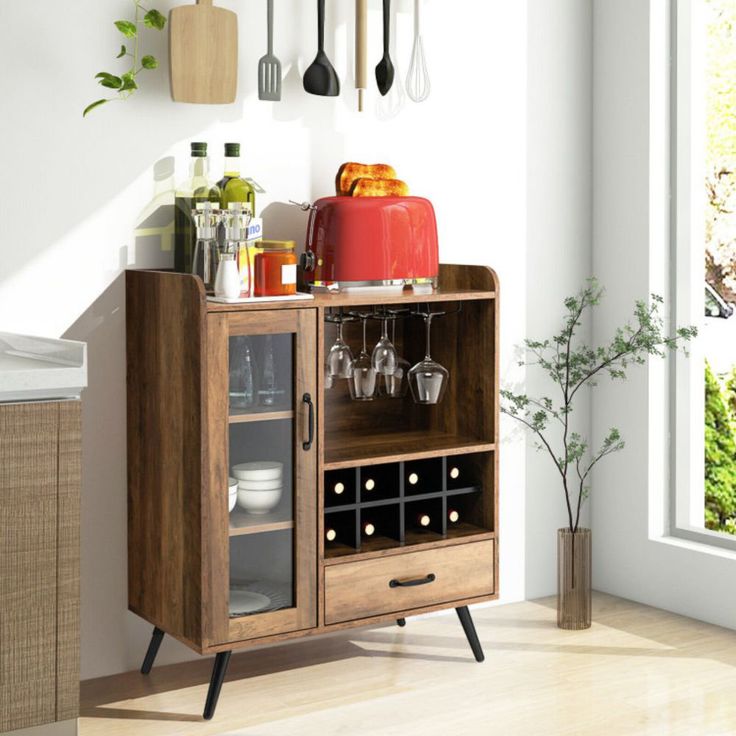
[408,472,419,486]
[449,466,460,480]
[362,521,376,537]
[333,481,345,496]
[448,509,460,524]
[325,528,338,543]
[415,513,431,528]
[364,477,375,491]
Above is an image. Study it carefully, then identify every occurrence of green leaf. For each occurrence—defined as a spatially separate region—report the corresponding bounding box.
[83,99,109,117]
[143,9,166,30]
[120,72,138,92]
[96,72,123,89]
[116,45,127,58]
[114,20,137,38]
[141,55,158,70]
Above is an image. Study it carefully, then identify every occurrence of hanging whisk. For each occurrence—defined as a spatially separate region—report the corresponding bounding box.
[406,0,430,103]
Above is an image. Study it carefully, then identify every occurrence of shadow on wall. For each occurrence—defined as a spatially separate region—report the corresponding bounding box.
[62,276,130,671]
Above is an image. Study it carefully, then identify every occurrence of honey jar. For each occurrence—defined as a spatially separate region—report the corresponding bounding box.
[254,240,298,297]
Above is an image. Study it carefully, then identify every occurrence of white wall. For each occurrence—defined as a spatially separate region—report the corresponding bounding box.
[525,0,593,598]
[592,0,736,630]
[0,0,592,680]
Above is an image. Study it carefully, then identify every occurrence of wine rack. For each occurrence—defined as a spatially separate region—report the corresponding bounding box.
[323,453,492,558]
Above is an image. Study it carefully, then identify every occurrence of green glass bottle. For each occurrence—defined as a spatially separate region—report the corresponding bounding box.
[218,143,256,217]
[174,142,221,274]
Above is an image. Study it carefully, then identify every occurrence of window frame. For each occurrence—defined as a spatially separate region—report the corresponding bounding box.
[670,0,736,551]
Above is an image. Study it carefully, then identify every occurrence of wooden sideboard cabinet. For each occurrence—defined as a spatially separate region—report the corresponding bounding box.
[0,401,80,735]
[126,264,499,720]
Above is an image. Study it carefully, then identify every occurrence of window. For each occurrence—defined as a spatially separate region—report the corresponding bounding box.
[673,0,736,546]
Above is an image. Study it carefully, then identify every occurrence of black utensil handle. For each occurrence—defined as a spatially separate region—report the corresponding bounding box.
[303,393,315,450]
[383,0,391,54]
[389,573,436,588]
[318,0,325,52]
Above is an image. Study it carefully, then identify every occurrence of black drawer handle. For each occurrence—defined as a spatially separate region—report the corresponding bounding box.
[302,393,315,451]
[389,573,436,588]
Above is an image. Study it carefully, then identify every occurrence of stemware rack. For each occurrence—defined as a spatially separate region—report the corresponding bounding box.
[324,304,462,325]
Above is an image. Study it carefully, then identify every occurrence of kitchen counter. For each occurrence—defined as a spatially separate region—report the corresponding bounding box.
[0,332,87,403]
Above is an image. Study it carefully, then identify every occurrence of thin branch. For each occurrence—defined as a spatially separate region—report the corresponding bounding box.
[567,323,646,404]
[505,413,575,530]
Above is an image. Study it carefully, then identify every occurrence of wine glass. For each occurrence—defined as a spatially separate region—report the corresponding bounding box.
[409,313,449,404]
[371,316,398,376]
[349,315,377,401]
[381,318,410,398]
[326,321,354,381]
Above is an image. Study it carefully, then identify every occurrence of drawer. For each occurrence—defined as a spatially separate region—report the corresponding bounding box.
[324,540,494,625]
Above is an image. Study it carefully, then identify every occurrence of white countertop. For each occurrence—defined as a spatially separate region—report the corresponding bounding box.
[0,332,87,403]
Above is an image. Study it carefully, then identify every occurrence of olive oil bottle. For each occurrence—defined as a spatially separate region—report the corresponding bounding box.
[174,142,221,274]
[218,143,256,216]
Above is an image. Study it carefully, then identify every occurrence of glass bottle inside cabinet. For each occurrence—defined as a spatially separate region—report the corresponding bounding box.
[227,333,296,618]
[228,334,292,416]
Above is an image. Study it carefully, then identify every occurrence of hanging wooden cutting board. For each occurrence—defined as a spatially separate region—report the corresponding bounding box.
[169,0,238,104]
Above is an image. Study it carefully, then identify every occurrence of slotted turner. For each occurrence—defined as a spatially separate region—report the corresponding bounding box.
[258,0,281,101]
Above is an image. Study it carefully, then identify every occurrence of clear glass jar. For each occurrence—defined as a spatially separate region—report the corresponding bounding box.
[254,241,298,297]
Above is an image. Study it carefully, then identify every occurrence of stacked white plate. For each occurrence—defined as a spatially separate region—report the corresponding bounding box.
[232,461,283,515]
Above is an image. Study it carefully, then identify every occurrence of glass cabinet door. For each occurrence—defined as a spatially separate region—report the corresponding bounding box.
[204,309,317,646]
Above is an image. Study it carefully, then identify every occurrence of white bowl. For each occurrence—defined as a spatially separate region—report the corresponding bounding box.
[238,477,283,491]
[232,461,283,482]
[228,478,238,512]
[237,487,282,515]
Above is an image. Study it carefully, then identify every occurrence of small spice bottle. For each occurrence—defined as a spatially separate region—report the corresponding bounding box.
[254,240,298,297]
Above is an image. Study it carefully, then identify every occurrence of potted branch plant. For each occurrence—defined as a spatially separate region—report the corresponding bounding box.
[501,280,696,630]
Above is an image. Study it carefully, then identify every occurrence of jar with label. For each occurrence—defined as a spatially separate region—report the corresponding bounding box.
[254,241,298,297]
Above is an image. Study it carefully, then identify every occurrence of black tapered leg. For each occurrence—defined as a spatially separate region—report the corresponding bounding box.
[396,618,406,627]
[140,627,165,675]
[456,606,484,663]
[203,651,232,721]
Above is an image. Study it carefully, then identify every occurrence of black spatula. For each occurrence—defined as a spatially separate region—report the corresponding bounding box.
[375,0,395,96]
[303,0,340,96]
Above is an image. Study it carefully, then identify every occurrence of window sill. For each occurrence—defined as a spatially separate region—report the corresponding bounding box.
[656,527,736,559]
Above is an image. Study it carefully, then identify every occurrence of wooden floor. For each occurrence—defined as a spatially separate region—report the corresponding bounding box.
[80,593,736,736]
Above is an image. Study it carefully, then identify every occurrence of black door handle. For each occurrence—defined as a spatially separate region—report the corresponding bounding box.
[302,393,314,450]
[389,573,436,588]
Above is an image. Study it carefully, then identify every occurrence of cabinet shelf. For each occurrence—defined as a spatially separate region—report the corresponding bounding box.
[229,508,294,537]
[229,410,294,424]
[324,429,494,470]
[324,525,495,562]
[324,485,481,514]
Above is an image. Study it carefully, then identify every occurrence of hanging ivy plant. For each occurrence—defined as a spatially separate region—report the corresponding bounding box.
[84,1,167,117]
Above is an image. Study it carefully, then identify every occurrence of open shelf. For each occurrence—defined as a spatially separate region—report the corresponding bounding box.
[229,410,295,424]
[229,508,294,537]
[324,429,494,470]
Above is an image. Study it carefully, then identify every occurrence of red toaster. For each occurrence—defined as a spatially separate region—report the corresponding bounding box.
[300,196,439,290]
